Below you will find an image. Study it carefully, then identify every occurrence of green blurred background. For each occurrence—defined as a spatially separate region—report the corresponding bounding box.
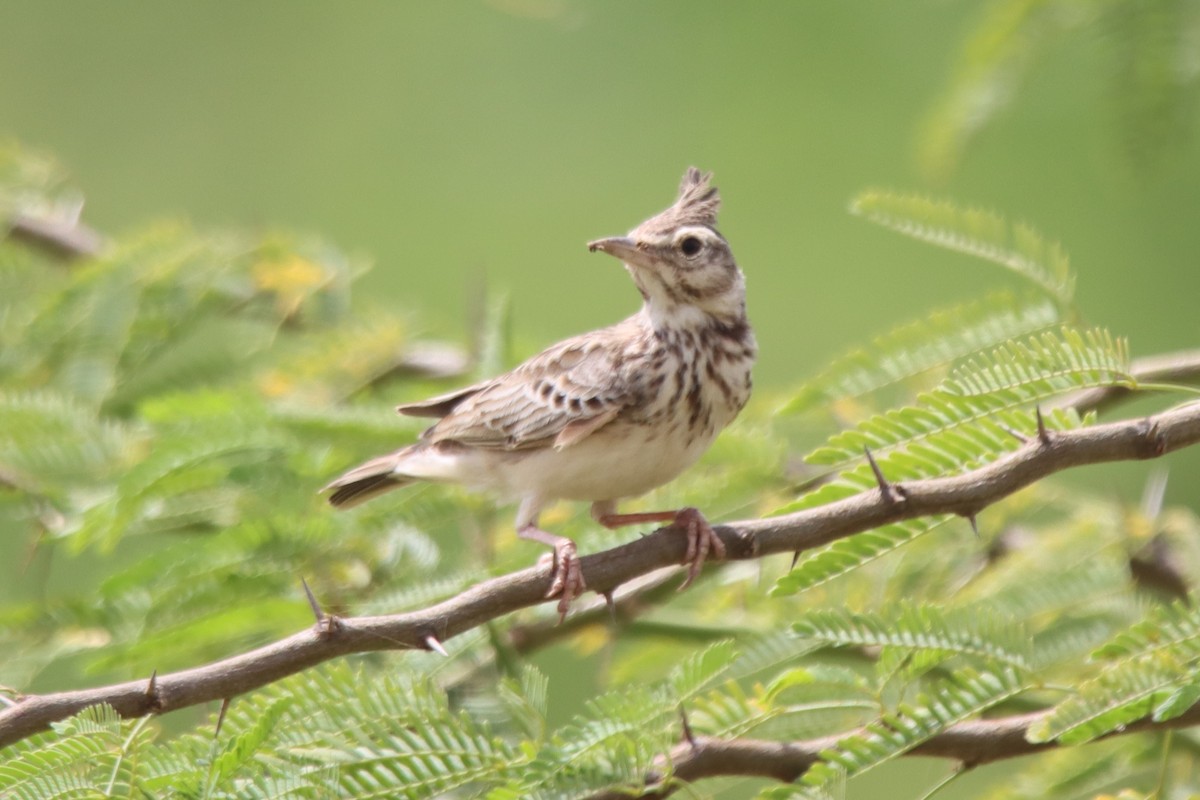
[4,0,1196,381]
[3,1,1199,795]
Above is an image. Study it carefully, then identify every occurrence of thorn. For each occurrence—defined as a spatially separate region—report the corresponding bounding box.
[964,513,980,537]
[424,633,449,657]
[215,697,231,738]
[602,591,617,623]
[1142,420,1167,457]
[0,694,15,708]
[864,448,902,503]
[144,670,162,711]
[997,424,1028,444]
[1035,406,1051,446]
[301,577,324,624]
[679,706,697,749]
[301,578,341,635]
[791,550,801,569]
[864,448,892,496]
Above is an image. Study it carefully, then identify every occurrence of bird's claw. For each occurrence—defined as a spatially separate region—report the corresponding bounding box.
[675,507,725,590]
[544,539,586,622]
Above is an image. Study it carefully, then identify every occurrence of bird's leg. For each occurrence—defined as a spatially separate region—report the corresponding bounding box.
[591,502,726,589]
[517,498,585,619]
[516,497,586,621]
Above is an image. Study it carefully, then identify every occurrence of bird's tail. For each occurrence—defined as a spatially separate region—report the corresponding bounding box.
[323,449,417,509]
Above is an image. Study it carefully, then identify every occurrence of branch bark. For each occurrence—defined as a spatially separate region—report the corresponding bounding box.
[585,697,1200,799]
[2,400,1200,750]
[1057,349,1200,415]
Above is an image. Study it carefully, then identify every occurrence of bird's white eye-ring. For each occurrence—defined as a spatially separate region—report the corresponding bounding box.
[678,235,703,257]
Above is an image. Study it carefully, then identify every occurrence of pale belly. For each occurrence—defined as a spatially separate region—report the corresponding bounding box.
[460,421,716,503]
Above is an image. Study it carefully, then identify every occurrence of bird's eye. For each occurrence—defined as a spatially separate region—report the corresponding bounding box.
[679,236,703,257]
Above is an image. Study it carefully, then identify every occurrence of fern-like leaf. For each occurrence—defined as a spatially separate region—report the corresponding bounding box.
[974,737,1155,800]
[207,696,292,792]
[794,603,1031,669]
[1089,599,1200,664]
[0,704,152,800]
[669,640,739,701]
[942,328,1131,397]
[801,666,1027,796]
[774,409,1068,597]
[775,326,1126,596]
[802,327,1122,471]
[783,292,1060,415]
[914,0,1054,180]
[1026,654,1191,745]
[0,390,135,490]
[772,506,952,598]
[516,686,674,798]
[851,191,1076,309]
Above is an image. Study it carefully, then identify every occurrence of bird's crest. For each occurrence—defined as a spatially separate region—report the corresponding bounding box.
[636,167,721,236]
[673,167,720,228]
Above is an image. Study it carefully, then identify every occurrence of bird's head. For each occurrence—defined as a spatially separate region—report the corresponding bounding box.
[588,167,746,329]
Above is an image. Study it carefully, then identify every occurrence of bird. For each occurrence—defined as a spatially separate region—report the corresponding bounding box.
[324,167,756,617]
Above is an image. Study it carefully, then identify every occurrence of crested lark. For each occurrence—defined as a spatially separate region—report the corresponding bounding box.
[325,168,756,616]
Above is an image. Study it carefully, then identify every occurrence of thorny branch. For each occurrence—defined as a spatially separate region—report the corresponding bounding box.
[1,397,1199,752]
[584,701,1200,800]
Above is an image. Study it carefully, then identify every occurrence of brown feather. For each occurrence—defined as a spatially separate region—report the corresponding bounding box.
[553,408,619,450]
[324,452,414,508]
[397,383,488,418]
[421,320,644,452]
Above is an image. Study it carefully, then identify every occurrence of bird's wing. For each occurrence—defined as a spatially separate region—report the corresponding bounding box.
[423,324,644,451]
[397,383,488,418]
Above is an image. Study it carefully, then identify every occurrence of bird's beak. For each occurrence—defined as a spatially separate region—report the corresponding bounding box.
[587,236,643,266]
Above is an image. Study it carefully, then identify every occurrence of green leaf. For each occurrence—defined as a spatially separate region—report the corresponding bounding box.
[851,190,1076,309]
[782,292,1060,415]
[498,664,549,743]
[1152,680,1200,722]
[1026,655,1185,745]
[669,639,739,700]
[793,602,1031,669]
[0,390,135,490]
[208,697,292,790]
[0,704,152,800]
[1027,600,1200,743]
[802,666,1027,796]
[915,0,1056,180]
[772,514,953,597]
[774,326,1126,597]
[1089,599,1200,664]
[25,257,143,407]
[941,328,1131,398]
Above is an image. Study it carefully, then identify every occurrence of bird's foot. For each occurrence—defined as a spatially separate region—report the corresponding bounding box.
[522,525,586,622]
[674,507,725,590]
[593,505,725,589]
[546,538,586,621]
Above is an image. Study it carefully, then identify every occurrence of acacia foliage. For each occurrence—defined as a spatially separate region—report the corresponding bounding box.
[3,147,1200,799]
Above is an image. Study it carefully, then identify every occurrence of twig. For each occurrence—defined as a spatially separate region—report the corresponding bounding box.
[583,697,1200,799]
[7,210,104,259]
[1056,349,1200,416]
[1,401,1199,749]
